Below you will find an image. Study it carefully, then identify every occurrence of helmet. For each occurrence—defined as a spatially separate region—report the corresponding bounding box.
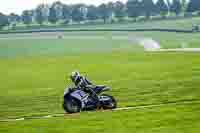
[70,71,80,82]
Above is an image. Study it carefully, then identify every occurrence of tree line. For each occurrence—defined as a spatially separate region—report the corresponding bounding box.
[0,0,200,29]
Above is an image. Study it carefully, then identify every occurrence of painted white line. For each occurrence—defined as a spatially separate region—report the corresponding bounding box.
[115,104,174,111]
[114,100,200,111]
[1,100,199,122]
[149,48,200,52]
[15,118,25,121]
[43,115,52,118]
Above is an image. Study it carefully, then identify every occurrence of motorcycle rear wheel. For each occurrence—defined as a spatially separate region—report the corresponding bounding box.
[100,94,117,110]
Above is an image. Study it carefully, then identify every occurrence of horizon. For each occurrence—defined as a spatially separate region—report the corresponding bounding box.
[0,0,128,15]
[0,0,188,15]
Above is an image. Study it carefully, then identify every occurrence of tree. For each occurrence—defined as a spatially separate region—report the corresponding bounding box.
[126,0,141,22]
[71,4,87,23]
[107,2,115,22]
[35,4,46,25]
[142,0,156,19]
[98,4,110,23]
[187,0,200,13]
[9,13,20,23]
[48,6,58,24]
[182,0,187,10]
[87,5,99,21]
[166,0,171,15]
[52,1,64,20]
[171,0,182,16]
[114,1,126,21]
[0,13,9,29]
[156,0,168,18]
[8,13,20,29]
[48,1,65,24]
[22,10,32,26]
[62,4,71,23]
[181,0,187,15]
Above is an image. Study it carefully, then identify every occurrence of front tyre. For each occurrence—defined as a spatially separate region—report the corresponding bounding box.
[63,97,81,113]
[100,94,117,110]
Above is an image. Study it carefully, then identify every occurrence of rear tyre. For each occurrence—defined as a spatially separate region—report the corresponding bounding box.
[63,97,81,113]
[100,94,117,110]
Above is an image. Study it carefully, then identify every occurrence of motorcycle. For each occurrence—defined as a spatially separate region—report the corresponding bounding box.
[63,85,117,113]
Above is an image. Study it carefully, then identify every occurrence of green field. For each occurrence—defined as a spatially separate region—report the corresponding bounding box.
[5,16,200,31]
[1,20,200,132]
[0,31,200,58]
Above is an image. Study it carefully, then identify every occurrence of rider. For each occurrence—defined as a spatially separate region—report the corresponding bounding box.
[70,71,108,94]
[70,71,93,91]
[70,71,100,106]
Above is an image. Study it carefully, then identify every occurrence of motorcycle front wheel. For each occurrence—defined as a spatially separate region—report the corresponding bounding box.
[63,97,81,113]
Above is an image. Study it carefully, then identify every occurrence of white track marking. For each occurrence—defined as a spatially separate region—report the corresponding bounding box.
[43,115,53,118]
[114,101,197,111]
[1,100,199,122]
[15,118,25,121]
[151,48,200,52]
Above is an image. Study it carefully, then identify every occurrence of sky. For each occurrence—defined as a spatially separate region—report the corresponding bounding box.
[0,0,128,15]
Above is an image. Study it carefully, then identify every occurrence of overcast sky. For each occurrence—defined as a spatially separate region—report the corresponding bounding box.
[0,0,128,15]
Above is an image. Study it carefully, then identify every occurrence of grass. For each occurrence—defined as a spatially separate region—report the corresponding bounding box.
[0,25,200,132]
[1,51,200,119]
[0,31,200,58]
[4,16,200,31]
[0,37,142,58]
[0,101,200,133]
[127,32,200,48]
